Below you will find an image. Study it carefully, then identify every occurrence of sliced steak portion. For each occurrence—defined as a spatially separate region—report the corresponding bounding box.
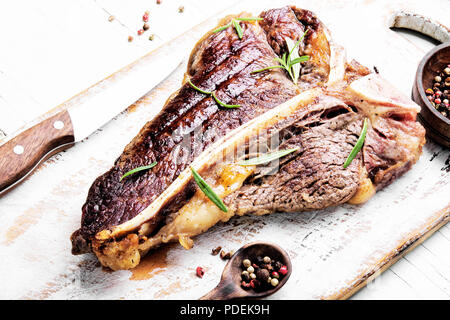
[225,104,364,216]
[71,6,334,254]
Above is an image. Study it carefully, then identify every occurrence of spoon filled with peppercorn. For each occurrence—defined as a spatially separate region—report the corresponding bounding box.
[200,242,292,300]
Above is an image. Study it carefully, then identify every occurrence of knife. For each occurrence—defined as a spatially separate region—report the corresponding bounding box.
[0,44,185,195]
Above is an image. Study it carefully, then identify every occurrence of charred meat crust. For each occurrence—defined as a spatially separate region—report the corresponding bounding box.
[72,6,330,254]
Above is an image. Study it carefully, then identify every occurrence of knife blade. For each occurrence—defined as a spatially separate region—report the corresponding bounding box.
[0,46,185,195]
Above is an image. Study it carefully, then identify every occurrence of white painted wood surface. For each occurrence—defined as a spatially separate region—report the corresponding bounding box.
[0,0,449,300]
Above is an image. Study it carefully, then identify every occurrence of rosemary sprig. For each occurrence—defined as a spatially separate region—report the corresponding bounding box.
[120,161,157,181]
[212,17,263,39]
[251,31,309,84]
[191,167,228,212]
[187,79,241,109]
[343,118,368,169]
[238,147,300,166]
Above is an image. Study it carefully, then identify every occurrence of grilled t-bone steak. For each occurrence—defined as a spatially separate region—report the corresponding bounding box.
[71,6,425,270]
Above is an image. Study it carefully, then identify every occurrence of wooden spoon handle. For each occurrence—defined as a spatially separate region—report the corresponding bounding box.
[0,110,75,194]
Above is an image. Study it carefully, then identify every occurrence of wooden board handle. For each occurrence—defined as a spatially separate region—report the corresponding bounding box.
[0,110,75,194]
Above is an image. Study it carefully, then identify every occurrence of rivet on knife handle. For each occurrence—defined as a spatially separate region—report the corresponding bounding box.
[0,110,75,195]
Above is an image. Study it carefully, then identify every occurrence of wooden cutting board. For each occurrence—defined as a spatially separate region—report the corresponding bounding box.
[0,0,448,299]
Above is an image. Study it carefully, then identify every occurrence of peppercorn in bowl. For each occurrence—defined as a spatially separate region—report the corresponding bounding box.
[412,42,450,148]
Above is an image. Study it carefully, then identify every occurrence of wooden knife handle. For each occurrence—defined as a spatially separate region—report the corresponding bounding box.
[0,110,75,194]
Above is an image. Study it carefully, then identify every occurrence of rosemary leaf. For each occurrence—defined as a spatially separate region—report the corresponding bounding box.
[285,37,301,84]
[290,55,310,65]
[251,31,309,84]
[238,147,300,166]
[187,79,212,95]
[343,118,368,168]
[188,79,240,109]
[191,167,228,212]
[232,19,243,39]
[235,17,263,22]
[213,17,262,37]
[251,65,285,74]
[120,161,157,181]
[212,23,231,33]
[212,92,241,108]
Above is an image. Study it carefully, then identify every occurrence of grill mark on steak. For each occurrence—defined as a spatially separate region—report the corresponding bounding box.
[71,7,329,253]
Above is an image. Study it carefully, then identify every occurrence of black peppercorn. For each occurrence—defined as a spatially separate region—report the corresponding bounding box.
[256,268,270,282]
[274,261,283,271]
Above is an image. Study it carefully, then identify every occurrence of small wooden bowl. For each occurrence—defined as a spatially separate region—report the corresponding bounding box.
[200,242,292,300]
[412,42,450,148]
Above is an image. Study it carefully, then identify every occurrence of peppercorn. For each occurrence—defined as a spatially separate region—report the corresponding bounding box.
[137,29,144,36]
[242,259,251,268]
[256,268,270,282]
[241,271,250,282]
[252,263,259,269]
[247,266,254,273]
[108,15,115,22]
[271,271,280,279]
[279,265,288,276]
[250,279,260,289]
[426,88,434,94]
[435,76,442,82]
[263,264,273,271]
[444,67,450,75]
[143,23,150,31]
[263,256,271,264]
[156,0,161,4]
[250,273,257,279]
[196,266,204,278]
[220,250,232,260]
[148,34,155,41]
[241,281,251,289]
[274,261,283,270]
[128,35,134,42]
[212,246,222,255]
[270,278,279,287]
[143,14,149,22]
[178,6,184,13]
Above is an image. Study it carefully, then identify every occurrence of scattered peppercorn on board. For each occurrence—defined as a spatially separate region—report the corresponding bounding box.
[0,0,449,300]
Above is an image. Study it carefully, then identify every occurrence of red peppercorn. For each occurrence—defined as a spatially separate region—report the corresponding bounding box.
[137,29,144,35]
[250,279,260,289]
[426,88,434,95]
[143,14,149,22]
[279,265,288,276]
[271,271,280,279]
[196,266,205,278]
[435,98,442,104]
[241,281,251,289]
[435,91,442,96]
[252,263,259,269]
